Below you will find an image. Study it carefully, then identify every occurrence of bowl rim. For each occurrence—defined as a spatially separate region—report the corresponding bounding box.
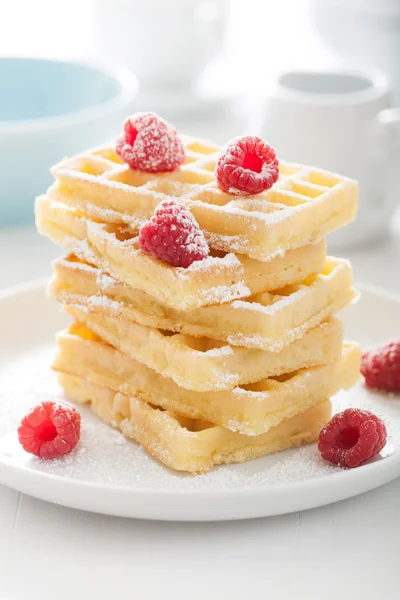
[0,55,138,134]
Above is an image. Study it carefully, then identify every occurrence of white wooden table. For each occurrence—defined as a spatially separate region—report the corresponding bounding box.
[0,226,399,600]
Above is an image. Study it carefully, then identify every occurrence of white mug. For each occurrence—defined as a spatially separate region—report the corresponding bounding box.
[261,69,400,247]
[94,0,229,89]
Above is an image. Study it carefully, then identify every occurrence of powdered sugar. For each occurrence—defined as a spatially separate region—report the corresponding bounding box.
[57,257,96,274]
[62,293,124,317]
[203,344,234,357]
[205,231,286,262]
[87,295,123,311]
[58,254,117,292]
[196,282,251,307]
[96,272,117,290]
[1,343,398,491]
[85,201,142,230]
[73,238,98,264]
[175,252,241,276]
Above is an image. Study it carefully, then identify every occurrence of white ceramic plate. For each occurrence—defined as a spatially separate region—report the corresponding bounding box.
[0,281,399,521]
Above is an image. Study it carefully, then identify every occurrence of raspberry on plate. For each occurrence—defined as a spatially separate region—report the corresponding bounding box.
[215,135,279,195]
[138,199,209,268]
[116,112,185,172]
[18,400,81,459]
[361,340,400,392]
[318,408,387,468]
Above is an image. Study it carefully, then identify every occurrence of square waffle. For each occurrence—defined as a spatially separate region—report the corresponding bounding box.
[66,306,343,392]
[46,136,358,261]
[36,195,327,310]
[50,254,356,351]
[53,325,361,436]
[58,371,332,473]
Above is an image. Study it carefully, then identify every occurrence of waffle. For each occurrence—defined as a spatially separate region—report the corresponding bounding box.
[59,371,332,473]
[66,306,343,391]
[53,325,361,436]
[50,255,356,351]
[58,371,333,473]
[36,195,327,310]
[46,137,358,261]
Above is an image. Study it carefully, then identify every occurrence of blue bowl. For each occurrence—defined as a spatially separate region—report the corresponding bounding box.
[0,57,138,227]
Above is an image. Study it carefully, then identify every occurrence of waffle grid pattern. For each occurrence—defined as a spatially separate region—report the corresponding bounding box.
[48,137,358,260]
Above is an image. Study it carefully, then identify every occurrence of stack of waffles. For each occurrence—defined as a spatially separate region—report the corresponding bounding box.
[35,134,361,473]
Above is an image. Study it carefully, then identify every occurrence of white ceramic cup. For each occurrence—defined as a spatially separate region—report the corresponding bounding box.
[94,0,229,89]
[261,69,400,247]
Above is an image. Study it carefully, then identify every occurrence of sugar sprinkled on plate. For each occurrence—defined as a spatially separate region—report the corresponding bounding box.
[1,344,399,491]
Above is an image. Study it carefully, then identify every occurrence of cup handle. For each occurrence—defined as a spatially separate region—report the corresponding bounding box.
[377,108,400,215]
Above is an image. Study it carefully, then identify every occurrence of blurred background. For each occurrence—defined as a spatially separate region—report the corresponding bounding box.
[0,0,399,288]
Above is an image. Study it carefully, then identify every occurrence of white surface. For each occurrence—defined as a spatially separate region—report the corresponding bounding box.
[0,229,399,599]
[1,282,400,521]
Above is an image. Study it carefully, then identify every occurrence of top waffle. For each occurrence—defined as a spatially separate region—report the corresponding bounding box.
[46,136,358,262]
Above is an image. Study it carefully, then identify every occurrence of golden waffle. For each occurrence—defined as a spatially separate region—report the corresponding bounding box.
[36,195,327,310]
[59,371,332,473]
[45,137,358,261]
[66,306,343,391]
[53,325,361,436]
[50,255,355,351]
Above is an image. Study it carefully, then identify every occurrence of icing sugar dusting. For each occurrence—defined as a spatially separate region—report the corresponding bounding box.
[87,295,123,311]
[96,272,117,290]
[0,344,398,491]
[196,283,251,307]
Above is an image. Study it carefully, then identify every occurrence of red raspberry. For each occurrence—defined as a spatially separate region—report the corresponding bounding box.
[361,340,400,392]
[116,112,185,172]
[18,400,81,459]
[139,199,209,268]
[318,408,387,468]
[215,135,279,195]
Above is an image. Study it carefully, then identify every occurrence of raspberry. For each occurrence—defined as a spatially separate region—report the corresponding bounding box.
[116,112,185,172]
[215,136,279,195]
[139,199,209,268]
[18,400,81,459]
[318,408,387,468]
[361,340,400,392]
